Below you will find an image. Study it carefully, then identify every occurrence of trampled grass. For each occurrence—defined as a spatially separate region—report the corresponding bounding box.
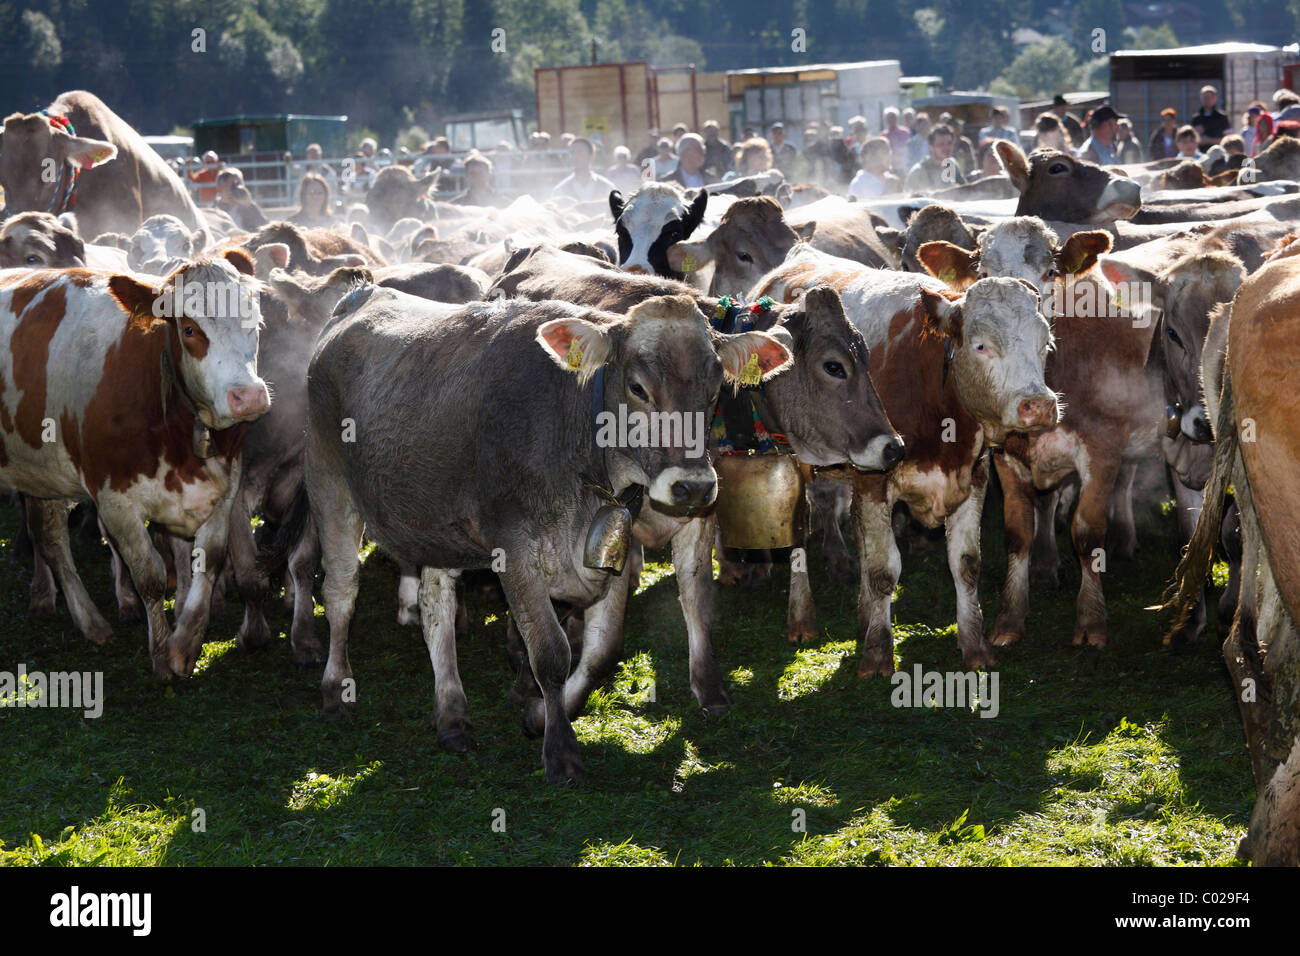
[0,486,1251,866]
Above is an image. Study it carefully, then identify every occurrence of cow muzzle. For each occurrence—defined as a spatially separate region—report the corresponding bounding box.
[647,465,717,511]
[1016,393,1059,429]
[227,384,271,421]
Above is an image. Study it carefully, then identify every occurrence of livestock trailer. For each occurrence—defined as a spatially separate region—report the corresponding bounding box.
[724,60,902,146]
[534,61,727,150]
[1110,42,1297,140]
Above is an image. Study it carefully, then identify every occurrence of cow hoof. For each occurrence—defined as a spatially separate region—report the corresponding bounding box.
[824,553,854,585]
[963,646,998,670]
[542,747,585,786]
[436,718,475,754]
[29,597,56,617]
[292,643,326,668]
[694,683,733,715]
[84,622,114,645]
[151,655,179,681]
[396,605,419,627]
[521,699,546,739]
[237,617,272,652]
[990,627,1022,647]
[856,651,895,678]
[1163,622,1202,650]
[786,625,817,644]
[717,562,745,587]
[1073,628,1107,649]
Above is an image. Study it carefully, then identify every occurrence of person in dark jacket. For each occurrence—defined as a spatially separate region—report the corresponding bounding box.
[1191,85,1230,150]
[1051,94,1086,148]
[659,133,718,189]
[701,120,733,177]
[1149,108,1180,159]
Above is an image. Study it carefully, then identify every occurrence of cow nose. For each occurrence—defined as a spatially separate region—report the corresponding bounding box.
[1193,415,1213,443]
[1018,395,1057,428]
[671,478,716,508]
[228,385,270,419]
[882,436,906,469]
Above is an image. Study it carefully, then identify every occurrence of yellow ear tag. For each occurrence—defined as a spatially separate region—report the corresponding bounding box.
[739,352,762,387]
[565,340,585,370]
[681,254,697,273]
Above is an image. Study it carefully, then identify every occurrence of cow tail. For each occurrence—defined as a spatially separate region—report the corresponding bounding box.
[1161,372,1238,634]
[257,484,311,576]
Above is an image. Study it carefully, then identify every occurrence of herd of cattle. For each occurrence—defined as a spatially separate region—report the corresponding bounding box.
[2,91,1300,863]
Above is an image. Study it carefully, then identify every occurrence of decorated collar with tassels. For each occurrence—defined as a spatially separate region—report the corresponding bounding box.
[709,295,789,455]
[38,111,82,215]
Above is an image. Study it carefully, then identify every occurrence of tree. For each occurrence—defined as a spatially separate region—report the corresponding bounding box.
[997,38,1079,100]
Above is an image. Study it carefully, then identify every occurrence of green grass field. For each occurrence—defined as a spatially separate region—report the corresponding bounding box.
[0,488,1251,866]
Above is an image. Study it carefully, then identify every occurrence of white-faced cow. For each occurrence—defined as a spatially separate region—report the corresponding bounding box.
[609,182,709,279]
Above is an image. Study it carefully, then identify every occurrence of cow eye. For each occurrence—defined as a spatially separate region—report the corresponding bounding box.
[978,271,989,279]
[25,254,40,264]
[1166,325,1182,347]
[1048,162,1069,175]
[823,360,846,379]
[974,342,988,353]
[183,324,196,338]
[1044,268,1058,280]
[628,380,649,401]
[737,251,753,264]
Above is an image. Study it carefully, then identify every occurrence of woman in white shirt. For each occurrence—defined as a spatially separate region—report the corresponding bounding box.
[848,137,900,199]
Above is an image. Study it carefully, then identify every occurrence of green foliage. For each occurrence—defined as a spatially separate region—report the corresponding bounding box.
[998,38,1079,100]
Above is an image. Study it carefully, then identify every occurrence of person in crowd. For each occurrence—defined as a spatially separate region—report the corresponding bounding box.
[768,122,798,177]
[701,120,733,176]
[881,107,909,169]
[1149,107,1180,159]
[801,123,832,182]
[660,133,717,189]
[635,128,661,165]
[606,145,644,193]
[905,123,965,192]
[971,138,1004,180]
[186,151,222,204]
[1191,84,1230,150]
[827,125,857,185]
[978,106,1021,146]
[904,112,932,170]
[451,151,507,207]
[1175,124,1203,160]
[355,137,380,176]
[1272,88,1300,124]
[302,142,338,182]
[1034,113,1067,151]
[846,115,871,155]
[1221,134,1246,158]
[1051,94,1085,147]
[945,114,975,174]
[848,137,900,198]
[670,123,689,146]
[216,173,268,231]
[723,137,774,179]
[551,136,618,202]
[1076,105,1123,165]
[651,137,678,179]
[289,172,338,227]
[1115,118,1145,164]
[1242,103,1267,154]
[559,132,576,149]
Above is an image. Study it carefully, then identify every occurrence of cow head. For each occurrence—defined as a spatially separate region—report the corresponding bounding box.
[0,112,117,218]
[899,204,977,273]
[365,165,440,233]
[997,141,1141,224]
[536,294,791,510]
[920,277,1058,444]
[918,217,1112,316]
[1155,251,1245,444]
[128,214,207,275]
[610,183,708,279]
[758,287,903,470]
[1249,135,1300,184]
[0,211,86,268]
[665,196,814,295]
[108,250,270,429]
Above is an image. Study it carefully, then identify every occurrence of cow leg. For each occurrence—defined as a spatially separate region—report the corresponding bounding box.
[1167,478,1207,646]
[852,476,900,677]
[1107,460,1139,561]
[95,500,171,676]
[287,512,324,666]
[29,546,57,617]
[168,533,192,613]
[226,493,271,653]
[101,521,142,622]
[1218,502,1243,635]
[1055,478,1078,532]
[27,498,113,644]
[671,519,733,712]
[499,566,584,784]
[312,467,365,718]
[169,472,243,678]
[991,450,1033,647]
[787,490,818,643]
[1070,455,1122,649]
[1028,490,1061,589]
[419,567,473,752]
[813,480,853,584]
[947,462,995,669]
[396,563,420,626]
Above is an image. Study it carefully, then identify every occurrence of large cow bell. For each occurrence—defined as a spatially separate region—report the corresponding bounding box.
[583,503,633,574]
[714,452,804,550]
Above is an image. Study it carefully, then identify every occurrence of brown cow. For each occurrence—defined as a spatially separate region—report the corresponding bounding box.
[0,91,207,240]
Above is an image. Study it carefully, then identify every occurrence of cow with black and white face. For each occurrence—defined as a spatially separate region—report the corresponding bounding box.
[609,182,708,279]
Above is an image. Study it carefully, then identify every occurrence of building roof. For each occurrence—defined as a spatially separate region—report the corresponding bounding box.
[1112,42,1280,58]
[726,60,900,77]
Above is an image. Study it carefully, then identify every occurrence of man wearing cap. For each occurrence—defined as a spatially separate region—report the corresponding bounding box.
[769,122,798,177]
[1148,108,1180,159]
[1052,94,1085,148]
[1191,85,1229,149]
[1077,105,1123,165]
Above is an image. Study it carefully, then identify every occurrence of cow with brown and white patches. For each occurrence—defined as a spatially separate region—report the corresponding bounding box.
[0,252,270,678]
[753,245,1058,673]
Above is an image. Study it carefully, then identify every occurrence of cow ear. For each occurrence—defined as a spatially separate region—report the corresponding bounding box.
[1098,255,1154,290]
[418,170,440,191]
[717,330,793,392]
[536,317,612,385]
[1056,230,1112,276]
[917,241,979,287]
[223,248,256,276]
[919,287,964,341]
[609,190,625,221]
[410,225,438,251]
[795,221,817,241]
[351,223,370,246]
[667,239,712,274]
[683,189,709,235]
[265,242,290,269]
[61,134,117,170]
[108,274,164,330]
[190,227,208,255]
[996,140,1030,193]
